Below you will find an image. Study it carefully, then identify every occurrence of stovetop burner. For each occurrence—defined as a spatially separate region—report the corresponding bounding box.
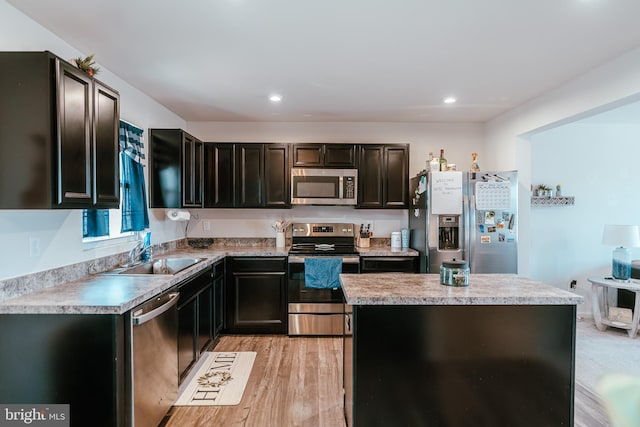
[289,223,357,255]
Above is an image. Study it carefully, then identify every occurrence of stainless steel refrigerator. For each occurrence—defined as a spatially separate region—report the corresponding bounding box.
[408,170,518,274]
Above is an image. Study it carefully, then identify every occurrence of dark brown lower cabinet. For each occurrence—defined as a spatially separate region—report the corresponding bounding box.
[177,267,213,382]
[344,304,576,426]
[0,313,128,426]
[225,257,287,334]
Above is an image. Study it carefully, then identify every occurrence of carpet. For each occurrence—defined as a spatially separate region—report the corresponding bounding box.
[174,351,256,406]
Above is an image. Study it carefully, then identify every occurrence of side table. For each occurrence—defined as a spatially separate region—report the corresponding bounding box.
[588,277,640,338]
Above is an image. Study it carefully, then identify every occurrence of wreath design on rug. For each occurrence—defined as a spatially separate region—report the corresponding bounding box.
[197,371,233,388]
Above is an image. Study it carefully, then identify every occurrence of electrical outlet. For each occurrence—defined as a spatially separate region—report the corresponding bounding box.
[203,220,211,231]
[29,237,41,257]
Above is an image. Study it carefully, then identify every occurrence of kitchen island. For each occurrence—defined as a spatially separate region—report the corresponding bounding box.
[341,273,582,427]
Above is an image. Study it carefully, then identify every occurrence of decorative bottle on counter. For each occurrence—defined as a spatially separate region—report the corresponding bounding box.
[439,149,447,171]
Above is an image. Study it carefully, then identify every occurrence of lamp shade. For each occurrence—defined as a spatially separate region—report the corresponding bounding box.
[602,225,640,248]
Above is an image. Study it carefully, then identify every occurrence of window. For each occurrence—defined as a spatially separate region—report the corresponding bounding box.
[82,121,148,242]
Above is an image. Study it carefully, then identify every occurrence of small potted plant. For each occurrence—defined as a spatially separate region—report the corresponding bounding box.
[73,54,100,76]
[536,184,552,197]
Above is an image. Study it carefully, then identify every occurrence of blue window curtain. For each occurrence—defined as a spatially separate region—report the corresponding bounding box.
[83,209,109,238]
[120,121,149,232]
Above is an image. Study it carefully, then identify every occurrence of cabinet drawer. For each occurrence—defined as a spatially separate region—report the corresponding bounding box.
[229,257,287,272]
[360,257,418,273]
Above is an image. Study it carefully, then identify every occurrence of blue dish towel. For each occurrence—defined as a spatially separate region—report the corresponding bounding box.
[304,258,343,289]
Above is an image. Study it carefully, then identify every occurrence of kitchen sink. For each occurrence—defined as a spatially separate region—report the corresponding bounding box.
[103,257,205,276]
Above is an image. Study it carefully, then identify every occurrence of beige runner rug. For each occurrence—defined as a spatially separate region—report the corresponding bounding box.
[174,351,256,406]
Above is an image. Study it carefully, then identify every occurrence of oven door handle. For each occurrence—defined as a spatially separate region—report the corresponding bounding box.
[288,256,360,264]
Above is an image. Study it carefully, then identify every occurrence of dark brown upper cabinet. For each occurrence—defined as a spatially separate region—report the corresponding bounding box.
[204,143,290,208]
[149,129,203,208]
[357,144,409,209]
[292,143,356,168]
[0,51,120,209]
[204,143,235,208]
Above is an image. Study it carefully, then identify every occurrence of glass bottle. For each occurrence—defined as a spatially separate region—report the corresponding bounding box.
[429,152,440,173]
[439,149,447,171]
[426,152,434,172]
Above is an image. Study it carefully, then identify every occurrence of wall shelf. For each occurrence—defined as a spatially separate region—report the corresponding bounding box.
[531,196,575,206]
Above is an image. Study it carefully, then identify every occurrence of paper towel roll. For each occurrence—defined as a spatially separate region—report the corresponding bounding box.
[166,209,191,221]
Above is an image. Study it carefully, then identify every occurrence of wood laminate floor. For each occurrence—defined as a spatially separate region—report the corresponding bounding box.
[165,335,345,427]
[165,322,620,427]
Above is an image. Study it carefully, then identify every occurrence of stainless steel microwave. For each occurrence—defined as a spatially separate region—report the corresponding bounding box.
[291,168,357,205]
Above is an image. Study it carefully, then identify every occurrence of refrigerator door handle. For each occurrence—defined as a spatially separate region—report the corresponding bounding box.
[466,193,475,269]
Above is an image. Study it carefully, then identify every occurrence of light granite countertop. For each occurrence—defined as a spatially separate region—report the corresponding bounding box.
[0,246,288,315]
[340,273,583,306]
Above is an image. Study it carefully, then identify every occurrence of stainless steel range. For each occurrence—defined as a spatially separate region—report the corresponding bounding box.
[288,223,359,336]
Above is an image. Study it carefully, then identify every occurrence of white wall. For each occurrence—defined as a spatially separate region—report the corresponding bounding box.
[185,122,484,239]
[0,1,186,280]
[485,46,640,315]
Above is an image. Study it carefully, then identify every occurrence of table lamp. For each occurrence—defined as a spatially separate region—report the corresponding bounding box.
[602,224,640,281]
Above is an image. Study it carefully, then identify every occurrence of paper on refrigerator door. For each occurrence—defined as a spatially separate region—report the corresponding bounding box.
[475,181,511,210]
[430,171,462,215]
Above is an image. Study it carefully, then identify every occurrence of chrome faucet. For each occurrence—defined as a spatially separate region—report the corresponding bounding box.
[128,240,145,266]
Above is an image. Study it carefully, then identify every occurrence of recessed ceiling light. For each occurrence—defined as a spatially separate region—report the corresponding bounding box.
[269,94,282,102]
[443,96,457,104]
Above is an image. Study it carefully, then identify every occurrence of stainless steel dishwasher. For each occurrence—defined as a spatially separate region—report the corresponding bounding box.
[131,290,179,427]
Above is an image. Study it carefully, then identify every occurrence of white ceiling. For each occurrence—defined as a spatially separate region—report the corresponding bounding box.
[8,0,640,123]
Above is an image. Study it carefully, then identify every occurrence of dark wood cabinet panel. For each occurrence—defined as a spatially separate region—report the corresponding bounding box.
[324,144,356,167]
[57,61,93,207]
[264,144,290,207]
[236,144,264,207]
[93,81,121,207]
[357,144,409,209]
[225,257,287,334]
[177,267,213,382]
[204,143,235,208]
[383,145,409,208]
[292,143,355,168]
[357,145,384,208]
[0,52,120,209]
[182,134,203,207]
[292,144,323,167]
[149,129,203,208]
[213,260,225,338]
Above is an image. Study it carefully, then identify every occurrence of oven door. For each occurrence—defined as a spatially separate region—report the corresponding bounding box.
[287,255,359,303]
[288,255,359,335]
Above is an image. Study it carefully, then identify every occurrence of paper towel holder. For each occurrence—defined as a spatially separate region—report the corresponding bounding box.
[166,209,191,221]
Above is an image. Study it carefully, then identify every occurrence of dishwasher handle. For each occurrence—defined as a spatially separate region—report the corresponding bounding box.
[132,292,179,325]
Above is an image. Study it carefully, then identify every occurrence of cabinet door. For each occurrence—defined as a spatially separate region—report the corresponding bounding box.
[383,145,409,208]
[93,81,120,208]
[213,262,225,337]
[324,144,356,168]
[198,284,213,353]
[182,133,203,207]
[204,143,235,207]
[236,144,264,207]
[226,257,287,334]
[149,129,182,208]
[178,297,197,382]
[264,144,290,207]
[292,143,323,167]
[357,145,384,208]
[56,60,93,207]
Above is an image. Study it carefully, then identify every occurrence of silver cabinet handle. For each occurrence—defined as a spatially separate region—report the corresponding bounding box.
[132,293,179,325]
